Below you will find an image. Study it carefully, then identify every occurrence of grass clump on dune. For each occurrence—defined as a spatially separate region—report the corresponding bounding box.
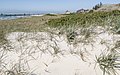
[96,40,120,75]
[97,52,120,75]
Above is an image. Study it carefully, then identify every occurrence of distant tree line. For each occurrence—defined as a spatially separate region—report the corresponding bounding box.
[93,2,103,10]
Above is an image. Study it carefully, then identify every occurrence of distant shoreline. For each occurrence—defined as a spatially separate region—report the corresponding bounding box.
[0,13,42,16]
[0,13,44,20]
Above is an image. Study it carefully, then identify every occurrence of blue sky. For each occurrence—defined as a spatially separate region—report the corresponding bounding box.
[0,0,120,13]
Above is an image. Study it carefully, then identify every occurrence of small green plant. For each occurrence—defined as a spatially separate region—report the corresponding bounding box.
[0,30,8,45]
[67,31,77,42]
[96,52,120,75]
[89,10,94,13]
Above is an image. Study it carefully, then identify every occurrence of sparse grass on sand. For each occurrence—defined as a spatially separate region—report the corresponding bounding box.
[0,14,66,44]
[1,10,120,44]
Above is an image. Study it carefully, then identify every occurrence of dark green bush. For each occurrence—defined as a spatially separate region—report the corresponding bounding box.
[45,14,57,16]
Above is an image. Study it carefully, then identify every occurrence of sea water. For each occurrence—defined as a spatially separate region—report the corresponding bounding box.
[0,15,30,20]
[0,11,64,20]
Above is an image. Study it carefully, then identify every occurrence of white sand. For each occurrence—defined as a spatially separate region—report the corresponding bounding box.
[0,27,120,75]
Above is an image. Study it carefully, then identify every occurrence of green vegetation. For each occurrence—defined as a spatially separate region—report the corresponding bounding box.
[97,52,120,75]
[45,14,57,16]
[1,10,120,45]
[47,10,120,44]
[96,40,120,75]
[47,10,120,28]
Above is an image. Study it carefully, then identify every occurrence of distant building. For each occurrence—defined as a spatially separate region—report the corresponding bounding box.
[76,9,89,13]
[65,10,71,14]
